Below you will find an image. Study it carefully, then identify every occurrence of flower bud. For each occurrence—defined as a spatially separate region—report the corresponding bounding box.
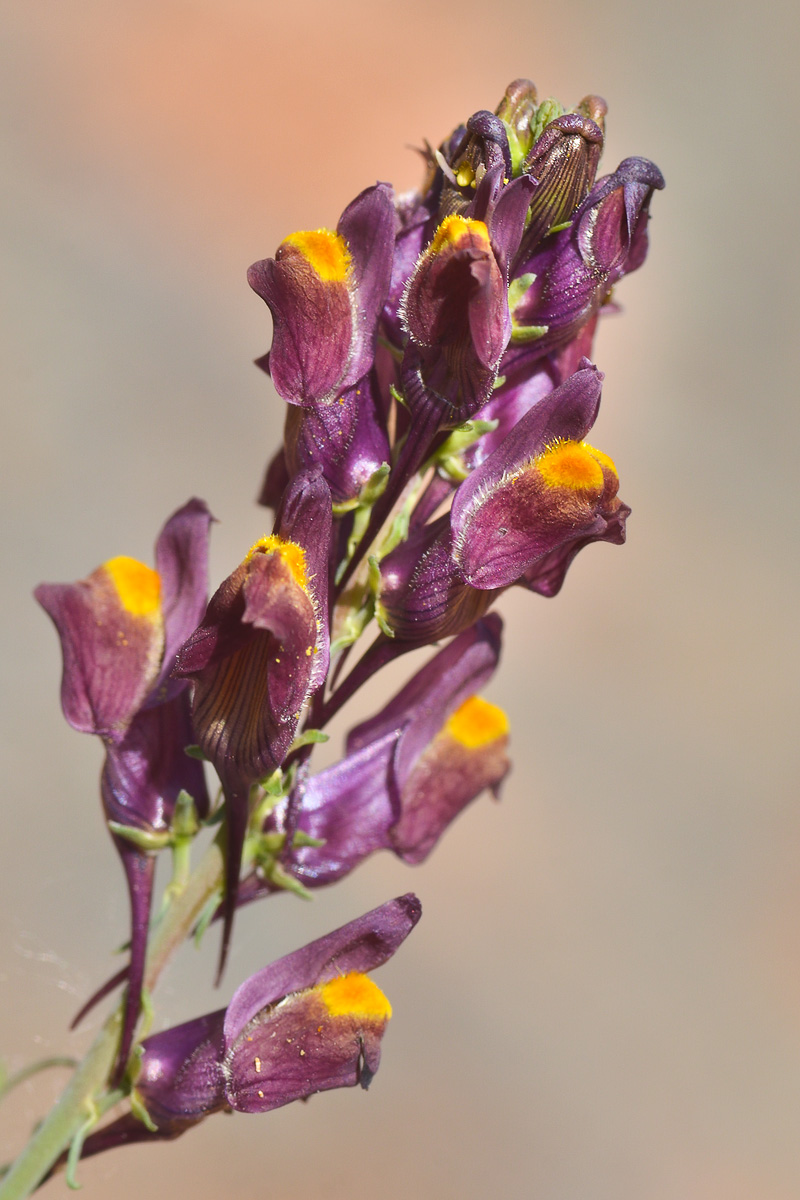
[495,78,539,170]
[521,112,604,253]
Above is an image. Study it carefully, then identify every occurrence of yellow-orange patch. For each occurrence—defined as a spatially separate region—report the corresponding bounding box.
[445,695,509,749]
[537,440,606,493]
[429,214,490,256]
[245,535,308,591]
[103,556,161,616]
[283,229,351,282]
[317,972,392,1022]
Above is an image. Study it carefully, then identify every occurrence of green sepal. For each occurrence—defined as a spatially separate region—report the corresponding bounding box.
[510,322,549,344]
[330,592,375,656]
[341,504,372,575]
[389,383,407,409]
[106,823,170,853]
[171,790,200,841]
[508,272,537,313]
[437,456,470,484]
[332,462,390,518]
[287,729,329,754]
[331,497,359,516]
[369,553,395,637]
[130,1088,158,1133]
[183,744,207,761]
[260,860,313,900]
[261,768,286,797]
[359,462,390,506]
[292,830,326,849]
[502,119,528,177]
[434,418,499,465]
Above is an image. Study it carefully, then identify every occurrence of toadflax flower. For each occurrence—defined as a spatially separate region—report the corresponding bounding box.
[35,499,213,1075]
[69,895,421,1157]
[234,616,509,903]
[173,468,332,977]
[377,363,628,642]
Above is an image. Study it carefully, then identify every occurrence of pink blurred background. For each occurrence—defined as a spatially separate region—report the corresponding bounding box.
[2,2,798,1197]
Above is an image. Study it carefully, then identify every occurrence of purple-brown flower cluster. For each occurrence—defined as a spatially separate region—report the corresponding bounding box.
[35,79,662,1152]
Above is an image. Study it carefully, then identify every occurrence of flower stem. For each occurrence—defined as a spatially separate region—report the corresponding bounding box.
[0,836,225,1200]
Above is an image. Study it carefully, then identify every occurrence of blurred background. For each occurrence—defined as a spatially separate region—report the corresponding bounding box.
[1,1,798,1197]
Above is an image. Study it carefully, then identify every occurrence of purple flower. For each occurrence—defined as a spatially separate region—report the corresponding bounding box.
[241,616,509,893]
[76,896,421,1150]
[173,469,332,976]
[248,184,396,406]
[35,499,213,1076]
[378,364,628,642]
[399,213,511,428]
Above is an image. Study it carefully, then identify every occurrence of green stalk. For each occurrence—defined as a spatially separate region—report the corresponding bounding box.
[0,837,224,1200]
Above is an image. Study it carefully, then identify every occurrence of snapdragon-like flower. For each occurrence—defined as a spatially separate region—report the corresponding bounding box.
[70,895,420,1157]
[173,469,332,975]
[234,616,508,902]
[399,213,511,427]
[378,364,627,642]
[35,499,213,1074]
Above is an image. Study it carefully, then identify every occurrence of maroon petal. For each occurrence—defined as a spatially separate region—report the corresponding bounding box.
[224,894,421,1044]
[151,498,213,701]
[335,183,397,389]
[283,374,390,506]
[391,694,510,863]
[135,1010,227,1132]
[248,232,354,405]
[224,981,388,1112]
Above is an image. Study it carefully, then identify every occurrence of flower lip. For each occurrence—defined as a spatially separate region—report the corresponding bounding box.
[281,229,352,282]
